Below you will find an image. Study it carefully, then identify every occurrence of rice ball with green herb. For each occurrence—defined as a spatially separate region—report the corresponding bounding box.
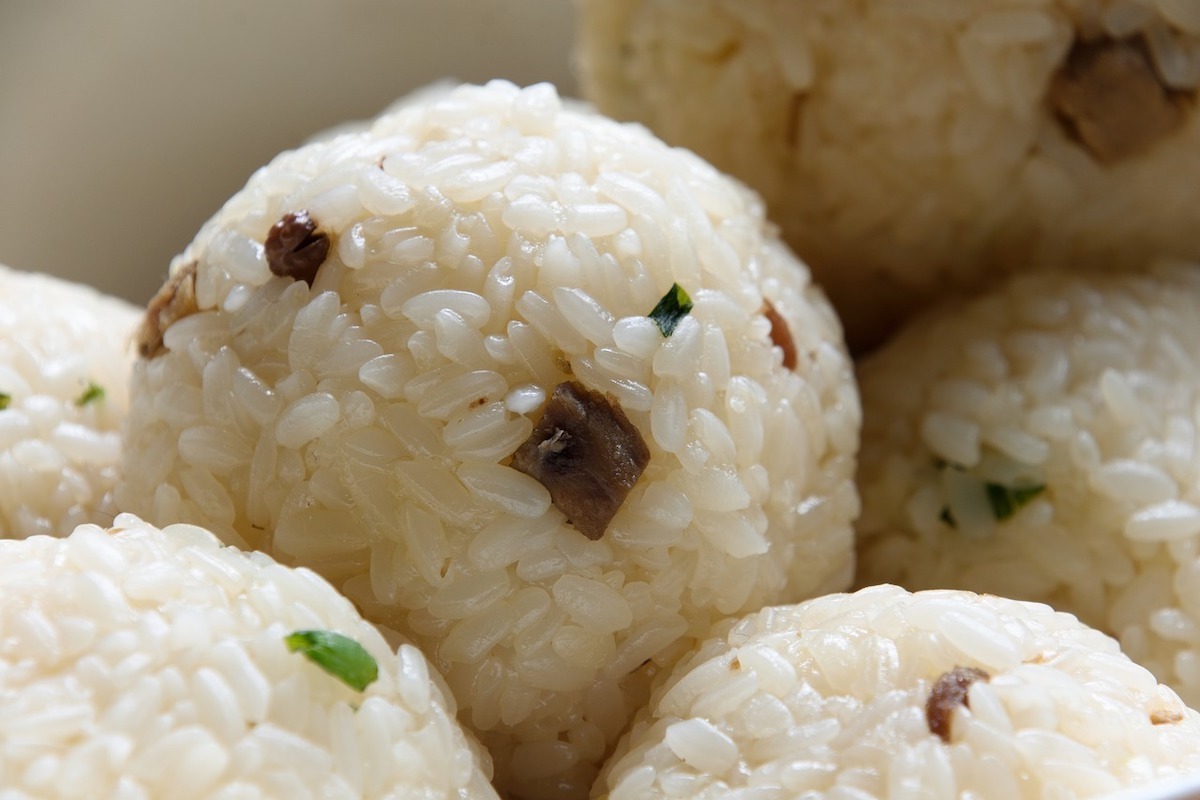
[857,262,1200,706]
[596,585,1200,800]
[0,264,139,538]
[115,81,860,798]
[0,515,497,799]
[579,0,1200,351]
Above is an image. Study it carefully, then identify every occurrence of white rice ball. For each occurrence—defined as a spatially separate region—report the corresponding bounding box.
[115,81,860,798]
[578,0,1200,351]
[0,264,139,538]
[0,515,496,799]
[856,262,1200,707]
[596,585,1200,800]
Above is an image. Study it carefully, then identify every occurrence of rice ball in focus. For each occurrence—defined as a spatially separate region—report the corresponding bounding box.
[116,81,860,798]
[856,263,1200,707]
[597,585,1200,800]
[0,515,496,799]
[0,264,139,538]
[578,0,1200,351]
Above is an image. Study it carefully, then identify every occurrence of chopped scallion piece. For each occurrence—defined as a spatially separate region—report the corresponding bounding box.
[936,457,1044,526]
[75,382,105,407]
[284,630,379,692]
[0,393,9,410]
[984,482,1045,521]
[648,283,693,337]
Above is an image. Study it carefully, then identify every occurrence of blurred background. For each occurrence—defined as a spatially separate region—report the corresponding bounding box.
[0,0,578,305]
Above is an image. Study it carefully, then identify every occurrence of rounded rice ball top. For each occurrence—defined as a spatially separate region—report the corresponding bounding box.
[0,264,140,539]
[856,262,1200,707]
[596,585,1200,800]
[115,80,859,799]
[0,515,496,799]
[578,0,1200,351]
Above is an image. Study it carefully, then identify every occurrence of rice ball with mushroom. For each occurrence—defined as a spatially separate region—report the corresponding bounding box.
[596,585,1200,800]
[856,262,1200,707]
[115,81,860,798]
[0,515,496,799]
[579,0,1200,350]
[0,264,139,538]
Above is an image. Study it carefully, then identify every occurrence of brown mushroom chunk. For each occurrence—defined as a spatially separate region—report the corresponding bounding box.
[265,210,330,286]
[1151,708,1185,725]
[762,299,797,370]
[511,380,651,540]
[1050,35,1189,164]
[926,666,989,743]
[136,261,199,359]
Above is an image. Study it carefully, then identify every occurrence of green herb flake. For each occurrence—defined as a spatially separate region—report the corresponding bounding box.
[984,482,1045,522]
[75,382,105,407]
[284,630,379,692]
[648,283,693,337]
[938,507,956,528]
[0,393,9,410]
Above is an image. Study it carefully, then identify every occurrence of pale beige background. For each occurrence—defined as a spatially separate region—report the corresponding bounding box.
[0,0,577,305]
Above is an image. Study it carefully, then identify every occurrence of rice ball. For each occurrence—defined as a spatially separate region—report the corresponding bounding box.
[856,262,1200,707]
[596,585,1200,800]
[0,264,139,538]
[578,0,1200,350]
[115,81,860,798]
[0,515,496,799]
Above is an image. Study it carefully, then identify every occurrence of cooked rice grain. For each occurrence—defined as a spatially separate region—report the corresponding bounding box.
[0,264,139,538]
[0,516,496,799]
[579,0,1200,350]
[116,81,860,799]
[596,586,1200,800]
[857,263,1200,707]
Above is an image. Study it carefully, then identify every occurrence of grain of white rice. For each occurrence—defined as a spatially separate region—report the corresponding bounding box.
[0,516,496,799]
[0,265,139,539]
[359,355,411,400]
[858,263,1200,708]
[116,80,859,799]
[579,0,1200,351]
[597,586,1200,800]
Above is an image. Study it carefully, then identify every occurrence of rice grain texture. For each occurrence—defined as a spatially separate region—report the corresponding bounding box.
[115,81,860,799]
[0,264,139,538]
[578,0,1200,351]
[0,515,497,799]
[595,585,1200,800]
[857,262,1200,708]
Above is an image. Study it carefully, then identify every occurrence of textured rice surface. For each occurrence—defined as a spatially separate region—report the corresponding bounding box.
[596,585,1200,800]
[578,0,1200,350]
[857,262,1200,708]
[0,264,139,538]
[115,81,860,798]
[0,515,496,799]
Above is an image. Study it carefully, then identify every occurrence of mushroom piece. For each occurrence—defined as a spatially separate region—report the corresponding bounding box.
[136,261,199,359]
[762,299,797,370]
[265,210,330,286]
[512,380,651,540]
[926,665,989,742]
[1050,35,1189,165]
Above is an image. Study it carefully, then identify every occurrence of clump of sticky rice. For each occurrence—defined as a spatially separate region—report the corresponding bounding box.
[596,585,1200,800]
[115,80,860,798]
[0,515,497,799]
[0,264,139,538]
[578,0,1200,351]
[856,262,1200,707]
